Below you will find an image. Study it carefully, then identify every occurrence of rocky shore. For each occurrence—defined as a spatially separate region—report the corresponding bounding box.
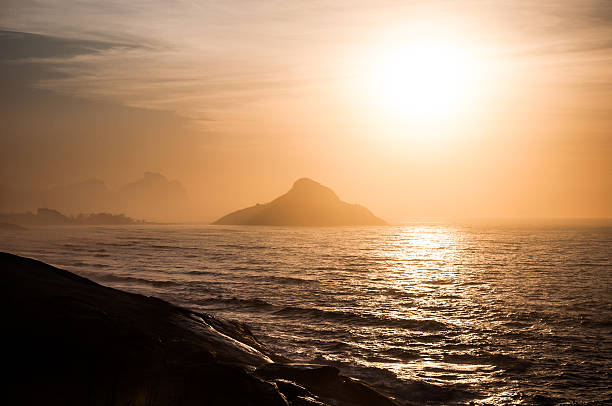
[1,252,397,406]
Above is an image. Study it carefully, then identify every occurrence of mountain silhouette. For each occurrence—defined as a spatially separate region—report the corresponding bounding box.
[45,179,115,213]
[0,172,189,222]
[214,178,387,226]
[118,172,189,221]
[0,208,139,226]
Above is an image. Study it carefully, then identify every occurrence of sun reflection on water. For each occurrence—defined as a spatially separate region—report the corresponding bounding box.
[360,226,490,387]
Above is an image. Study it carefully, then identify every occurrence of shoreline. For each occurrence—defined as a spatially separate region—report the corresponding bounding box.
[1,252,398,406]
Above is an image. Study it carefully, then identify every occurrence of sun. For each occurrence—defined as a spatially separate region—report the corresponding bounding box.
[370,41,476,117]
[358,30,486,127]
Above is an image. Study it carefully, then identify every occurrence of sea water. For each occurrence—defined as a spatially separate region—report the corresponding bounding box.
[1,224,610,405]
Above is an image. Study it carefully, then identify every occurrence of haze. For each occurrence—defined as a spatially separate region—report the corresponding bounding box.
[1,1,611,222]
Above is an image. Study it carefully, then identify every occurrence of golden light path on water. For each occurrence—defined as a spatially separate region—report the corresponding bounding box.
[358,226,522,404]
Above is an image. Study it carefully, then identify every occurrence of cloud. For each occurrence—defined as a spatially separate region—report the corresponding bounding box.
[1,1,324,121]
[1,0,611,123]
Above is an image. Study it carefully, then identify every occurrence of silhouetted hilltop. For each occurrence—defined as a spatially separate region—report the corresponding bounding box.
[2,252,397,406]
[0,208,141,226]
[214,178,387,226]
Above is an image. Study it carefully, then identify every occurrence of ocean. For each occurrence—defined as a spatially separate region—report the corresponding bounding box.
[1,224,610,405]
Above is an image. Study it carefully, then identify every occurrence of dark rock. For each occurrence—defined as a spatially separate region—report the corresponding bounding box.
[255,363,398,406]
[292,396,331,406]
[257,363,341,382]
[274,378,316,400]
[1,252,398,405]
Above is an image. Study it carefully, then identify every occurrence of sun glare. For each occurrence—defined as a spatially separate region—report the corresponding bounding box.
[358,29,488,129]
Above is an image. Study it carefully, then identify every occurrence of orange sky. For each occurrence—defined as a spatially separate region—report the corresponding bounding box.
[1,1,611,222]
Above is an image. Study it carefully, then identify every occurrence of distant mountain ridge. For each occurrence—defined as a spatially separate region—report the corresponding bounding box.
[214,178,387,226]
[0,172,189,222]
[0,208,141,226]
[118,172,188,221]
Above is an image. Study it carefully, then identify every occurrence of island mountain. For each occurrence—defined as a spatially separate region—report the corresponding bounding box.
[214,178,387,226]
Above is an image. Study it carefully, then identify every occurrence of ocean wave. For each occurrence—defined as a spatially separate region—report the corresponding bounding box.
[149,244,178,250]
[217,244,268,250]
[383,288,427,299]
[64,260,93,267]
[425,279,453,285]
[459,281,484,286]
[443,352,531,372]
[313,266,336,271]
[255,275,316,285]
[396,380,476,404]
[62,244,111,254]
[117,235,154,240]
[416,333,446,343]
[99,242,135,247]
[436,294,463,300]
[347,365,476,404]
[380,347,421,361]
[273,306,448,331]
[95,273,177,287]
[87,262,109,268]
[198,296,274,309]
[579,318,612,329]
[184,269,226,277]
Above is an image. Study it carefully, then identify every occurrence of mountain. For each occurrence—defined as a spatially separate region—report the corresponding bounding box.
[118,172,189,221]
[0,222,26,231]
[43,179,116,214]
[214,178,387,226]
[0,179,114,214]
[0,208,139,226]
[0,172,190,222]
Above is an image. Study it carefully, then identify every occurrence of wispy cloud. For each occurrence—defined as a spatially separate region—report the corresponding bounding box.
[1,1,332,121]
[1,0,612,122]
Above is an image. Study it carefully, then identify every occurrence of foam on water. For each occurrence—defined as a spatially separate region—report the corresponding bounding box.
[1,224,611,405]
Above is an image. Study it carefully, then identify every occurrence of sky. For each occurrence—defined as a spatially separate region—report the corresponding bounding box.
[1,0,611,222]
